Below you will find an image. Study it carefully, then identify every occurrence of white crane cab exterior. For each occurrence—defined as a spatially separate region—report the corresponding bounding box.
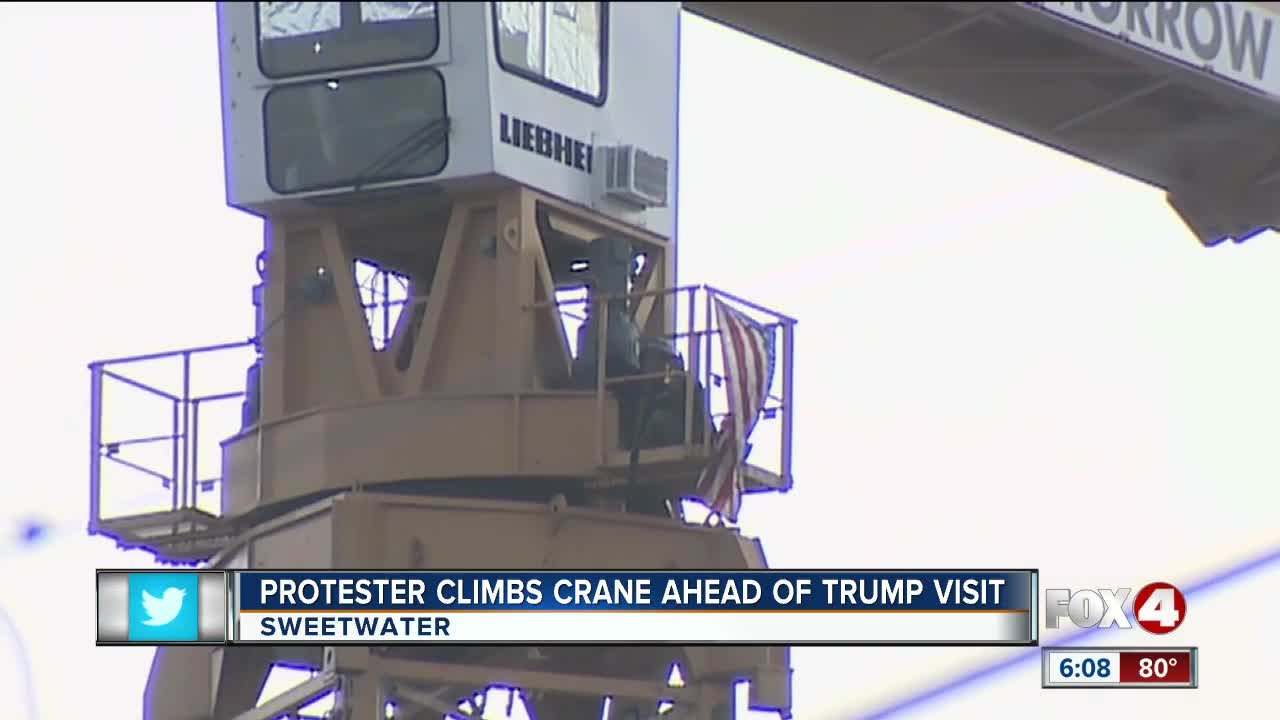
[217,1,679,239]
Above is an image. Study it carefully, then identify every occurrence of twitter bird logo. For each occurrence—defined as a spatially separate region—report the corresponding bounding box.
[141,587,186,626]
[128,573,200,642]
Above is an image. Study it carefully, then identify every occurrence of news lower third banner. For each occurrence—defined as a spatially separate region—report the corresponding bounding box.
[96,569,1039,646]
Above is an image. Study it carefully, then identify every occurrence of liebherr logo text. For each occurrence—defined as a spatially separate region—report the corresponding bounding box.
[498,113,593,174]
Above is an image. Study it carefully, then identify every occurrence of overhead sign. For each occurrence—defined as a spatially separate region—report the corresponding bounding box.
[1026,2,1280,98]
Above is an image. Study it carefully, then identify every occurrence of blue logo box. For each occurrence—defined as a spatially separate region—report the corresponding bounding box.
[96,570,228,645]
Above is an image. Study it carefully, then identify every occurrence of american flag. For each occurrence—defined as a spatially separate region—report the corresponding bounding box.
[694,297,777,523]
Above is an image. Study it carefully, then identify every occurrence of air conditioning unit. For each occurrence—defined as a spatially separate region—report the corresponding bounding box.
[601,145,669,208]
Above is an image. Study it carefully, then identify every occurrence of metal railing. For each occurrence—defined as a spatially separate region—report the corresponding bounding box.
[88,340,255,538]
[530,284,796,490]
[87,283,794,545]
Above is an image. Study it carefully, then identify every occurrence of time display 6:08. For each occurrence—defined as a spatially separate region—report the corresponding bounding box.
[1060,655,1111,678]
[1049,651,1119,683]
[1049,648,1121,681]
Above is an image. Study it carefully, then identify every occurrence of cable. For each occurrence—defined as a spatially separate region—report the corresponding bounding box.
[350,116,451,192]
[859,544,1280,719]
[0,603,38,720]
[0,521,48,720]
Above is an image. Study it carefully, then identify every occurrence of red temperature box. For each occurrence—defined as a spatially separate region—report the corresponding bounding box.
[1119,649,1196,685]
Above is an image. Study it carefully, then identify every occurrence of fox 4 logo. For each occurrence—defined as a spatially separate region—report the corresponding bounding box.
[1045,581,1186,634]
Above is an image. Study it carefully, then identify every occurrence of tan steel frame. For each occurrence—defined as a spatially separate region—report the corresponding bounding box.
[145,492,791,719]
[115,182,795,719]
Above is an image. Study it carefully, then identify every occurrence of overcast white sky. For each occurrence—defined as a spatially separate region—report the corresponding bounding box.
[0,3,1276,719]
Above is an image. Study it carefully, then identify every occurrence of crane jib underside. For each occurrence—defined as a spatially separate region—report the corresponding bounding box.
[1025,1,1280,100]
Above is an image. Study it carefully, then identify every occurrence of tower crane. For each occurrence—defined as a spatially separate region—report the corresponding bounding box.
[87,3,796,718]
